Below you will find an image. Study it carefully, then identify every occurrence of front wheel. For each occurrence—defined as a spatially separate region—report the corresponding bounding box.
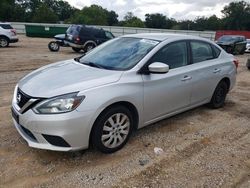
[208,81,228,109]
[91,106,133,153]
[48,41,60,52]
[239,48,245,55]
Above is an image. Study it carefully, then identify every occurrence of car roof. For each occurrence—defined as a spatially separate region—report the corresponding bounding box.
[71,24,103,30]
[0,22,11,25]
[121,33,206,42]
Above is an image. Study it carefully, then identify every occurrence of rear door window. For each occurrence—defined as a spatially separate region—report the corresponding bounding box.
[190,41,214,63]
[94,30,105,38]
[211,45,221,58]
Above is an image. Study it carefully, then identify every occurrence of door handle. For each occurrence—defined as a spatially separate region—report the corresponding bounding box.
[181,75,192,81]
[213,68,221,73]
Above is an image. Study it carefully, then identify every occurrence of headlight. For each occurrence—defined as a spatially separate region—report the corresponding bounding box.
[33,92,85,114]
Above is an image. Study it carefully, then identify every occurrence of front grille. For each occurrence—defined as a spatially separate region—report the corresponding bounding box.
[16,88,44,114]
[42,134,71,147]
[20,125,37,142]
[17,88,31,108]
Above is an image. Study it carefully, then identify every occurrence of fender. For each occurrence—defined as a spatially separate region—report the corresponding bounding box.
[0,35,10,41]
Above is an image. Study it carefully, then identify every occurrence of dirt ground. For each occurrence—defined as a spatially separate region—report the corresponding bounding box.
[0,35,250,188]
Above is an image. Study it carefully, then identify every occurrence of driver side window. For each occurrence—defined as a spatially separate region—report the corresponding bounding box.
[149,41,188,69]
[105,31,114,39]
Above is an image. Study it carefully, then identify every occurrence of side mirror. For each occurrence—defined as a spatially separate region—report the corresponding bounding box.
[148,62,169,74]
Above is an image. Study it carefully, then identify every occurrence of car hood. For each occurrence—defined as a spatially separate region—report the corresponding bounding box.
[18,59,123,98]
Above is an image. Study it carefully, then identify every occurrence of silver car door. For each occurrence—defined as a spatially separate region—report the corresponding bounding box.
[142,41,192,123]
[189,41,223,105]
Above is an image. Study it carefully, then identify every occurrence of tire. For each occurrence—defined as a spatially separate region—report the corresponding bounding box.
[72,47,81,53]
[91,105,134,153]
[84,43,95,52]
[239,49,245,55]
[48,41,60,52]
[226,46,233,54]
[208,81,228,109]
[247,59,250,70]
[0,36,9,47]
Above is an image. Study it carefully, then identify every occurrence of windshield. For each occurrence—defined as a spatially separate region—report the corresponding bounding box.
[79,37,159,70]
[218,36,236,42]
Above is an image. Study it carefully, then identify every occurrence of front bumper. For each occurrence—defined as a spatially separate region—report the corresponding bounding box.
[11,104,94,152]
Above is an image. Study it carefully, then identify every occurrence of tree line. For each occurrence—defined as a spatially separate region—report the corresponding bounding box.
[1,0,250,31]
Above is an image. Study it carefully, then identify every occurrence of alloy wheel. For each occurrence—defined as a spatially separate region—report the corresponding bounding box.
[101,113,130,149]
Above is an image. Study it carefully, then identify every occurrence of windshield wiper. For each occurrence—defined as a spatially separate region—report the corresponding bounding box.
[74,54,86,62]
[81,61,107,69]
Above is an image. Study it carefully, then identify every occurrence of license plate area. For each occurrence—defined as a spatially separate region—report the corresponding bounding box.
[11,107,19,124]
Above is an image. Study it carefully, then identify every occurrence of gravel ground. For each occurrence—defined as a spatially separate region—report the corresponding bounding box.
[0,35,250,188]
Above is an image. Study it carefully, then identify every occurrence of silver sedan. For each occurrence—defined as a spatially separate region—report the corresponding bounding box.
[12,33,237,153]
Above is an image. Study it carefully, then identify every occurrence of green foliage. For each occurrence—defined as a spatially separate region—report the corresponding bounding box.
[107,10,119,26]
[122,12,144,27]
[145,13,177,29]
[32,4,58,23]
[1,0,250,31]
[0,0,16,21]
[0,0,75,23]
[68,5,109,25]
[222,1,250,30]
[42,0,77,21]
[192,15,222,31]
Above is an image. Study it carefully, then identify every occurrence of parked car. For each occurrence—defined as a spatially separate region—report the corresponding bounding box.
[245,39,250,53]
[12,33,237,153]
[64,25,115,52]
[0,22,18,47]
[216,35,246,55]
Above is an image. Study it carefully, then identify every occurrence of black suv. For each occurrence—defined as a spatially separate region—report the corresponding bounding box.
[216,35,246,55]
[65,25,114,52]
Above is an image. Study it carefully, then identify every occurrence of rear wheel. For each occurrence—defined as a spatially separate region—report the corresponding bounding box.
[72,47,81,53]
[91,106,133,153]
[48,41,60,52]
[0,36,9,47]
[84,43,95,52]
[208,81,228,109]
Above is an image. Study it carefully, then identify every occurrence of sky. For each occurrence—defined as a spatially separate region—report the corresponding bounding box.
[65,0,250,21]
